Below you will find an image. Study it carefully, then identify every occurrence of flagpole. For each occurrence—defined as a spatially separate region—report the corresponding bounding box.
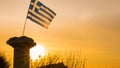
[22,18,27,36]
[22,0,31,36]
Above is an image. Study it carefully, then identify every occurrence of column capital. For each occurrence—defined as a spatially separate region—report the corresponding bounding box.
[7,36,36,49]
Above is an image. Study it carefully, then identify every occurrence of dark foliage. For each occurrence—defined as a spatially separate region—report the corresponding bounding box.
[0,54,9,68]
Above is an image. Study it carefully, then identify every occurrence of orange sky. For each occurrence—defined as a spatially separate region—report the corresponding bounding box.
[0,0,120,68]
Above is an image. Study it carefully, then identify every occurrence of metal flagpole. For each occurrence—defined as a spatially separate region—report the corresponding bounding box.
[22,0,31,36]
[22,18,27,36]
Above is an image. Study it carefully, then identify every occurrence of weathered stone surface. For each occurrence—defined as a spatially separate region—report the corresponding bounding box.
[7,36,36,68]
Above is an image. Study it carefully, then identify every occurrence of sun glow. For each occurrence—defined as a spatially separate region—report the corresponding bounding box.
[30,44,45,60]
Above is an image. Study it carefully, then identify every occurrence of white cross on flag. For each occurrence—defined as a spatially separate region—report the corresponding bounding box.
[27,0,56,28]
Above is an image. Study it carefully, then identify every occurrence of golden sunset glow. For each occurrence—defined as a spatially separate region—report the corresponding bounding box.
[30,44,45,60]
[0,0,120,68]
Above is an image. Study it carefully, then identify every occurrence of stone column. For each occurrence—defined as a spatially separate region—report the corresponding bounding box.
[7,36,36,68]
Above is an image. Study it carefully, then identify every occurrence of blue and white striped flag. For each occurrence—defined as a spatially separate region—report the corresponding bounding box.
[27,0,56,28]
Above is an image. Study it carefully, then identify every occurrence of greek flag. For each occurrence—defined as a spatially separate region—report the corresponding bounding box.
[27,0,56,28]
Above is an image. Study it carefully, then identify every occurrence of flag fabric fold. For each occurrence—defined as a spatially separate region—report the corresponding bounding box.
[27,0,56,28]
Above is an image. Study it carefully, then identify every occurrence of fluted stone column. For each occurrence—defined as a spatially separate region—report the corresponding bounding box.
[7,36,36,68]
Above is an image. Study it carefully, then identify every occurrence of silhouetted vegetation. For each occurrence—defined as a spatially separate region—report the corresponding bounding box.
[0,54,10,68]
[64,51,86,68]
[31,51,62,68]
[31,50,86,68]
[38,62,67,68]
